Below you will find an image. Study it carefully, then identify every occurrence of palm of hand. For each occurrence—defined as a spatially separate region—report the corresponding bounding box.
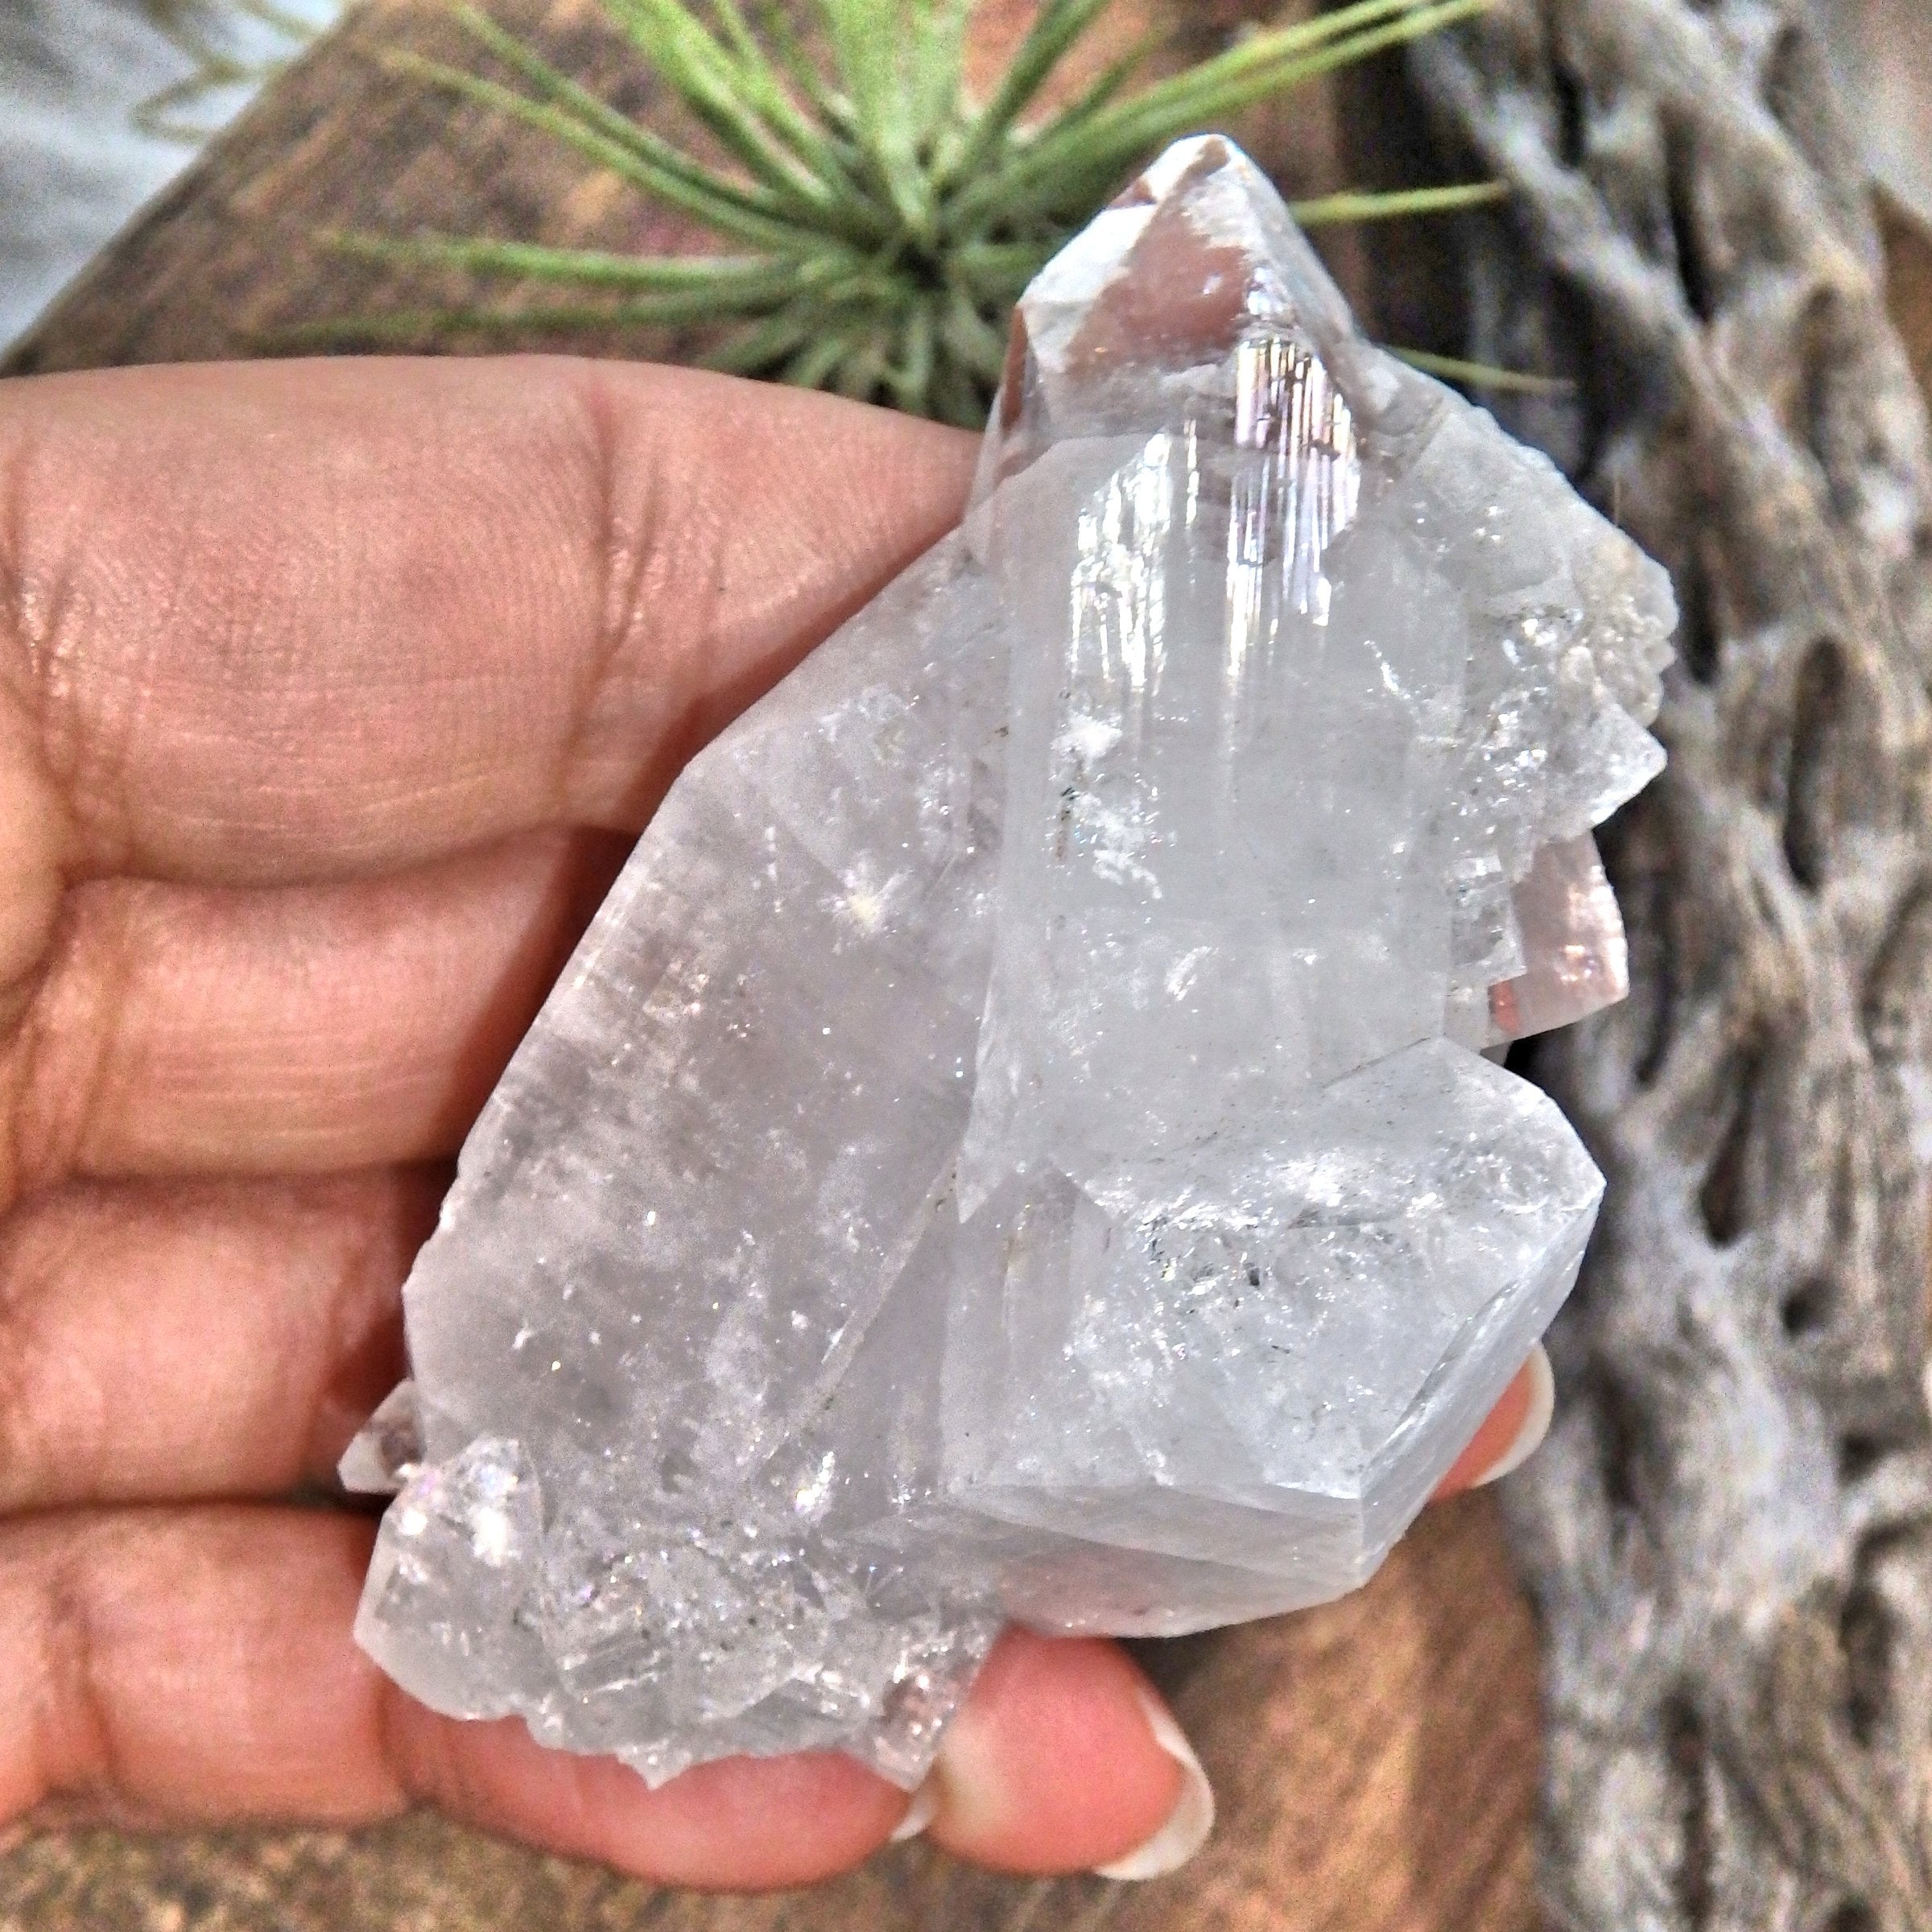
[0,356,1529,1890]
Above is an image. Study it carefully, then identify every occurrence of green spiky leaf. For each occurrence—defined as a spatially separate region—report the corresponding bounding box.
[313,0,1515,424]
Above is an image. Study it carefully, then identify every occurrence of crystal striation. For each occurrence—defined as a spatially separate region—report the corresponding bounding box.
[345,136,1675,1789]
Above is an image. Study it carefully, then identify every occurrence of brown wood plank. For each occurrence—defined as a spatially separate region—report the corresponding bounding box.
[2,0,1362,377]
[0,4,1534,1926]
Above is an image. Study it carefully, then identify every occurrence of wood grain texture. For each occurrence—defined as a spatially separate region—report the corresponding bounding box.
[1414,8,1932,1927]
[0,3,1543,1926]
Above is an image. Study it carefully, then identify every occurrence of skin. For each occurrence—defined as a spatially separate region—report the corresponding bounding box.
[0,357,1531,1890]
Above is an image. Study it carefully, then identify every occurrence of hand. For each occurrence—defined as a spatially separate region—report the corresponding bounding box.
[0,357,1548,1890]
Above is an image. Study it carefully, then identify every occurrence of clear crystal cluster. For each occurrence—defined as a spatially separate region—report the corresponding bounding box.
[345,136,1674,1789]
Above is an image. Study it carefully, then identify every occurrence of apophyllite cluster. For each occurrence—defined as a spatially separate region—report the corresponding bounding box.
[343,137,1674,1788]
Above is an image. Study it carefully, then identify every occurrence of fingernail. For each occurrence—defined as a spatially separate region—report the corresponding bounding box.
[1092,1689,1216,1881]
[1471,1342,1556,1488]
[889,1776,940,1843]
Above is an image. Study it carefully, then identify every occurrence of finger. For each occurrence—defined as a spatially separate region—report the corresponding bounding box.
[0,1506,899,1888]
[0,1164,1554,1523]
[920,1629,1201,1876]
[0,695,64,1034]
[0,1509,400,1833]
[1430,1346,1555,1500]
[391,1707,905,1893]
[0,358,975,894]
[0,1507,1203,1889]
[0,1170,433,1512]
[6,827,626,1198]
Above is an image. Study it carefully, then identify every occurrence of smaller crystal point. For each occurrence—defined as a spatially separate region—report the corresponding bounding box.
[337,1379,423,1495]
[345,134,1674,1788]
[1489,835,1630,1042]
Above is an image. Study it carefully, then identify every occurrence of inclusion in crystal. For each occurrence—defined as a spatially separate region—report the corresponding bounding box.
[345,135,1674,1789]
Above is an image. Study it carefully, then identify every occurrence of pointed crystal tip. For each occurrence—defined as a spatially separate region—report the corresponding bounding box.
[348,135,1676,1794]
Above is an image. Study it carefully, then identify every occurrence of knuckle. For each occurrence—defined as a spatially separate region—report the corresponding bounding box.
[0,414,80,1149]
[0,1247,51,1518]
[1,883,135,1209]
[0,399,127,857]
[0,1520,118,1821]
[564,365,702,825]
[0,1196,107,1513]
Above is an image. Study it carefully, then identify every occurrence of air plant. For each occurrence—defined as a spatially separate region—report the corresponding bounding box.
[315,0,1528,423]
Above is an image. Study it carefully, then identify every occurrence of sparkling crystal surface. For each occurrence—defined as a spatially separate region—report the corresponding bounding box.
[348,137,1675,1787]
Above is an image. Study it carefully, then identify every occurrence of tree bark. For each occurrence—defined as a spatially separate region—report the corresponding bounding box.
[1416,6,1932,1927]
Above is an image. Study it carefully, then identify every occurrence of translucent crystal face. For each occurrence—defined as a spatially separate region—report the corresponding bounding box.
[346,136,1674,1788]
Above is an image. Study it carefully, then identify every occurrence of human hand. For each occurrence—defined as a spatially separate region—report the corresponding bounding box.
[0,357,1550,1889]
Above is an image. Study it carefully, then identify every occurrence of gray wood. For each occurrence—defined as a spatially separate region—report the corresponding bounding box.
[0,4,1538,1928]
[1415,6,1932,1928]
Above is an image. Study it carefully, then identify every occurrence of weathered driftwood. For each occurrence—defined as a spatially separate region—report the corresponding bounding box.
[1415,6,1932,1927]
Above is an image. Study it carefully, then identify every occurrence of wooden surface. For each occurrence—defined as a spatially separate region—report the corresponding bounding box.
[0,0,1372,376]
[0,4,1549,1927]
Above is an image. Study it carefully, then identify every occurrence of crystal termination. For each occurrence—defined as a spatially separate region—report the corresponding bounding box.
[345,137,1674,1789]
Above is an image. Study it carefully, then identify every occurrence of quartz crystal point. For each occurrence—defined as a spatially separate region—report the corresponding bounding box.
[346,136,1675,1788]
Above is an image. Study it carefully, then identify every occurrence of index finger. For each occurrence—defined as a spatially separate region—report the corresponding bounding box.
[0,357,975,894]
